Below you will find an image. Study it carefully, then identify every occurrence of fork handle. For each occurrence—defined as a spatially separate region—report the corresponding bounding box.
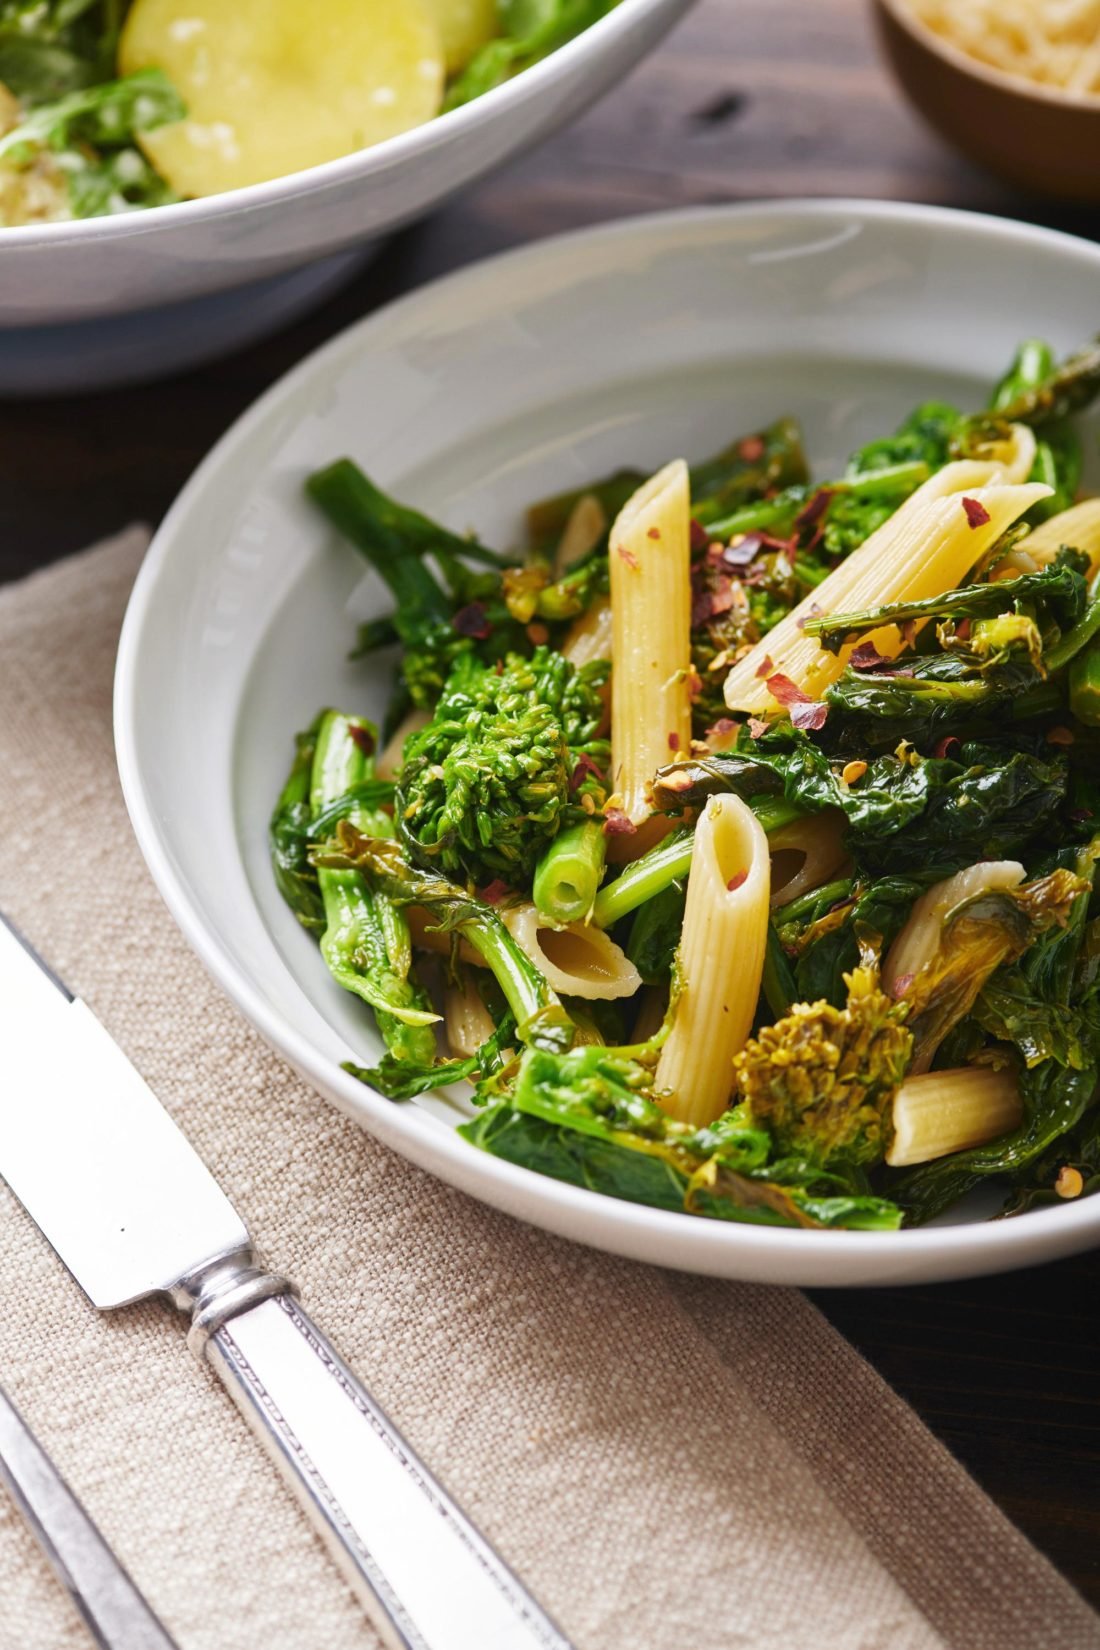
[201,1292,571,1650]
[0,1383,178,1650]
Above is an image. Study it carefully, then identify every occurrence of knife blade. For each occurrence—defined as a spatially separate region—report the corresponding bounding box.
[0,913,572,1650]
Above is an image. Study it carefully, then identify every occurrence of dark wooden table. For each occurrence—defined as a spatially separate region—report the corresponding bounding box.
[3,0,1098,1608]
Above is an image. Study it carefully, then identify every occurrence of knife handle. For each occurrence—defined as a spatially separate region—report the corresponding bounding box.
[199,1290,571,1650]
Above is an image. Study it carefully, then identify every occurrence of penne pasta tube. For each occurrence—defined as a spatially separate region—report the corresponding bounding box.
[609,460,693,826]
[501,902,641,1000]
[376,707,430,782]
[562,594,613,669]
[555,492,608,574]
[1019,498,1100,576]
[443,972,497,1059]
[768,810,848,910]
[886,1067,1023,1167]
[723,469,1051,715]
[655,794,770,1127]
[883,861,1025,997]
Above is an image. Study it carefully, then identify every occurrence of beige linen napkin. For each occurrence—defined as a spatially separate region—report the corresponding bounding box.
[0,530,1096,1650]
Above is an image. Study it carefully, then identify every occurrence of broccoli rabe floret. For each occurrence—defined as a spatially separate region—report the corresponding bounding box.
[396,646,608,887]
[735,962,912,1168]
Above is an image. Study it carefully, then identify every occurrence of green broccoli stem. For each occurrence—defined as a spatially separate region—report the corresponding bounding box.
[991,339,1054,411]
[532,820,608,924]
[311,714,439,1057]
[307,458,510,579]
[1045,571,1100,672]
[319,832,575,1052]
[704,460,928,545]
[1069,644,1100,727]
[591,796,806,930]
[592,828,694,929]
[773,878,853,927]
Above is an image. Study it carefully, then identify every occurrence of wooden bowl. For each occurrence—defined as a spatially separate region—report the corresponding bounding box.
[873,0,1100,202]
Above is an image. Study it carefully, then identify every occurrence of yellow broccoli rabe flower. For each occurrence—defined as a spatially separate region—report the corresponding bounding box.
[735,964,913,1168]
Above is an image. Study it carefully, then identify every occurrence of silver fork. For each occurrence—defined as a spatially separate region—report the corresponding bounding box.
[0,1382,178,1650]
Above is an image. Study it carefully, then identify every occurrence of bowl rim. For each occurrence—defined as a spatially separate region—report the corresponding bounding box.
[0,0,681,250]
[115,197,1100,1281]
[876,0,1100,114]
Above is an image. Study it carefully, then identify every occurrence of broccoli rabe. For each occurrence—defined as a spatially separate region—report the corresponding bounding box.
[396,646,608,888]
[463,1044,902,1229]
[735,959,912,1169]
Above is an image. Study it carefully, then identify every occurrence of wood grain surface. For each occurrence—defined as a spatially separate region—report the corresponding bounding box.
[1,0,1098,1612]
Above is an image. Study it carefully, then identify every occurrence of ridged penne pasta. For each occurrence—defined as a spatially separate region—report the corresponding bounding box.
[609,460,693,825]
[377,707,430,782]
[1020,498,1100,575]
[883,861,1025,996]
[443,972,497,1058]
[562,594,613,669]
[724,461,1051,714]
[768,811,848,909]
[502,902,641,1000]
[886,1067,1023,1167]
[655,794,770,1127]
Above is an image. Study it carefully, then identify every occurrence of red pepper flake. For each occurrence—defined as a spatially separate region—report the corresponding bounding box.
[765,672,812,707]
[602,808,637,837]
[754,653,775,680]
[494,659,505,675]
[795,489,831,531]
[738,435,766,462]
[526,621,550,645]
[647,526,661,540]
[790,700,829,732]
[667,732,680,751]
[900,620,919,650]
[348,724,376,757]
[691,588,715,628]
[747,716,770,740]
[709,580,735,617]
[794,602,823,633]
[1069,807,1095,824]
[615,544,640,570]
[962,497,991,529]
[569,752,607,792]
[954,618,971,642]
[726,870,748,892]
[932,735,961,760]
[453,602,492,640]
[479,879,510,905]
[849,642,891,672]
[688,667,703,700]
[706,716,737,741]
[690,518,710,553]
[658,767,694,794]
[891,972,915,1000]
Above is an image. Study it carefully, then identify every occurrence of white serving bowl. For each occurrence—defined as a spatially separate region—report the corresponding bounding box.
[115,200,1100,1286]
[0,0,693,393]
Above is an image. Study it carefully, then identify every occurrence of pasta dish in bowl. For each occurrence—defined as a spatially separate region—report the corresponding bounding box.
[114,200,1100,1284]
[276,342,1100,1235]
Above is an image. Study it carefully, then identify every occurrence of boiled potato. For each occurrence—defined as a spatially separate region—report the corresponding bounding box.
[119,0,445,198]
[423,0,500,74]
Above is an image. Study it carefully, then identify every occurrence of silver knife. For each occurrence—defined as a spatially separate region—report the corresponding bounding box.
[0,912,571,1650]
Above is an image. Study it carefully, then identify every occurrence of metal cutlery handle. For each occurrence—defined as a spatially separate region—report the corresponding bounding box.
[187,1265,571,1650]
[0,1384,179,1650]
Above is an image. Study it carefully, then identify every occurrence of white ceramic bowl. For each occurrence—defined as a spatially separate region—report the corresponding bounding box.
[0,0,693,393]
[115,200,1100,1286]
